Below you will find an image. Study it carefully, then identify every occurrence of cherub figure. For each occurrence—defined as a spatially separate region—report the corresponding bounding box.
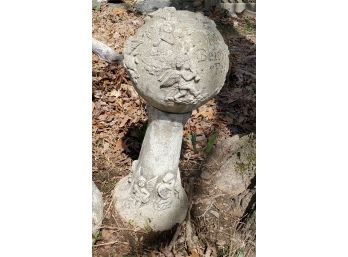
[158,54,201,103]
[146,22,175,47]
[132,176,150,207]
[154,173,176,210]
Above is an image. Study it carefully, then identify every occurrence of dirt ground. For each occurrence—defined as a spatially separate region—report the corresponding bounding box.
[92,4,255,257]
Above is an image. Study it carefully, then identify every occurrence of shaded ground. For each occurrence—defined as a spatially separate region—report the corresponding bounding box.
[92,4,255,257]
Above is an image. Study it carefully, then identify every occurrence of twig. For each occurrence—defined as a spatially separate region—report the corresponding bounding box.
[162,224,182,257]
[193,193,226,205]
[104,198,114,218]
[204,243,215,257]
[166,225,182,252]
[99,226,144,232]
[186,178,195,252]
[162,178,195,256]
[93,241,129,247]
[195,201,214,218]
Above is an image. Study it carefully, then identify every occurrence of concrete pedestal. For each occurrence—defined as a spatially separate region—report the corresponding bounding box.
[113,106,190,231]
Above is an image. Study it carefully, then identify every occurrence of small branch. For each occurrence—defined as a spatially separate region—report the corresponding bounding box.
[204,243,216,257]
[92,38,123,64]
[93,241,129,247]
[99,226,145,232]
[166,224,182,253]
[185,178,195,252]
[195,201,214,219]
[186,220,195,252]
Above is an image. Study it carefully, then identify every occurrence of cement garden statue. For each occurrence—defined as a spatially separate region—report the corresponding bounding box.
[112,7,229,231]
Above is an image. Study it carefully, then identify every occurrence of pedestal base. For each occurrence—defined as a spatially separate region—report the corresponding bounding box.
[113,175,188,231]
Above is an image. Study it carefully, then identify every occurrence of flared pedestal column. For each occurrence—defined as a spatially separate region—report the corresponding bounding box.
[113,106,190,231]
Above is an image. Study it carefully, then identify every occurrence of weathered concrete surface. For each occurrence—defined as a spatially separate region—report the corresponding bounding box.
[113,106,190,231]
[92,182,104,236]
[123,7,229,113]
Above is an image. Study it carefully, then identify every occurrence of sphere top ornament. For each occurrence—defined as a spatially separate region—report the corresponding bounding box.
[124,7,229,113]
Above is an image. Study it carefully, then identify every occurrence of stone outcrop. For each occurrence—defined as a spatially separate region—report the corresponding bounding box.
[196,134,256,218]
[201,134,255,195]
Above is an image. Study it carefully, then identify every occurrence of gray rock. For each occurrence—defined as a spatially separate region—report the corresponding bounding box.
[193,134,255,220]
[123,7,229,113]
[92,182,104,236]
[201,134,255,196]
[133,0,171,14]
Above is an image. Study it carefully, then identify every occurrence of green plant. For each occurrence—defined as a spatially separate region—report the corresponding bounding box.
[242,17,255,33]
[188,131,218,155]
[203,132,218,154]
[92,1,101,11]
[188,132,198,153]
[92,230,100,245]
[235,249,246,257]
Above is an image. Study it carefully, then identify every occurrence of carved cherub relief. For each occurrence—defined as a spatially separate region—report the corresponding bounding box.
[154,173,176,210]
[123,7,229,113]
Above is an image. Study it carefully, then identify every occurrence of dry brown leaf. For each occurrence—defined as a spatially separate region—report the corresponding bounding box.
[188,249,200,257]
[110,89,121,97]
[197,106,215,120]
[119,116,130,128]
[115,139,124,152]
[99,114,107,121]
[112,7,126,16]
